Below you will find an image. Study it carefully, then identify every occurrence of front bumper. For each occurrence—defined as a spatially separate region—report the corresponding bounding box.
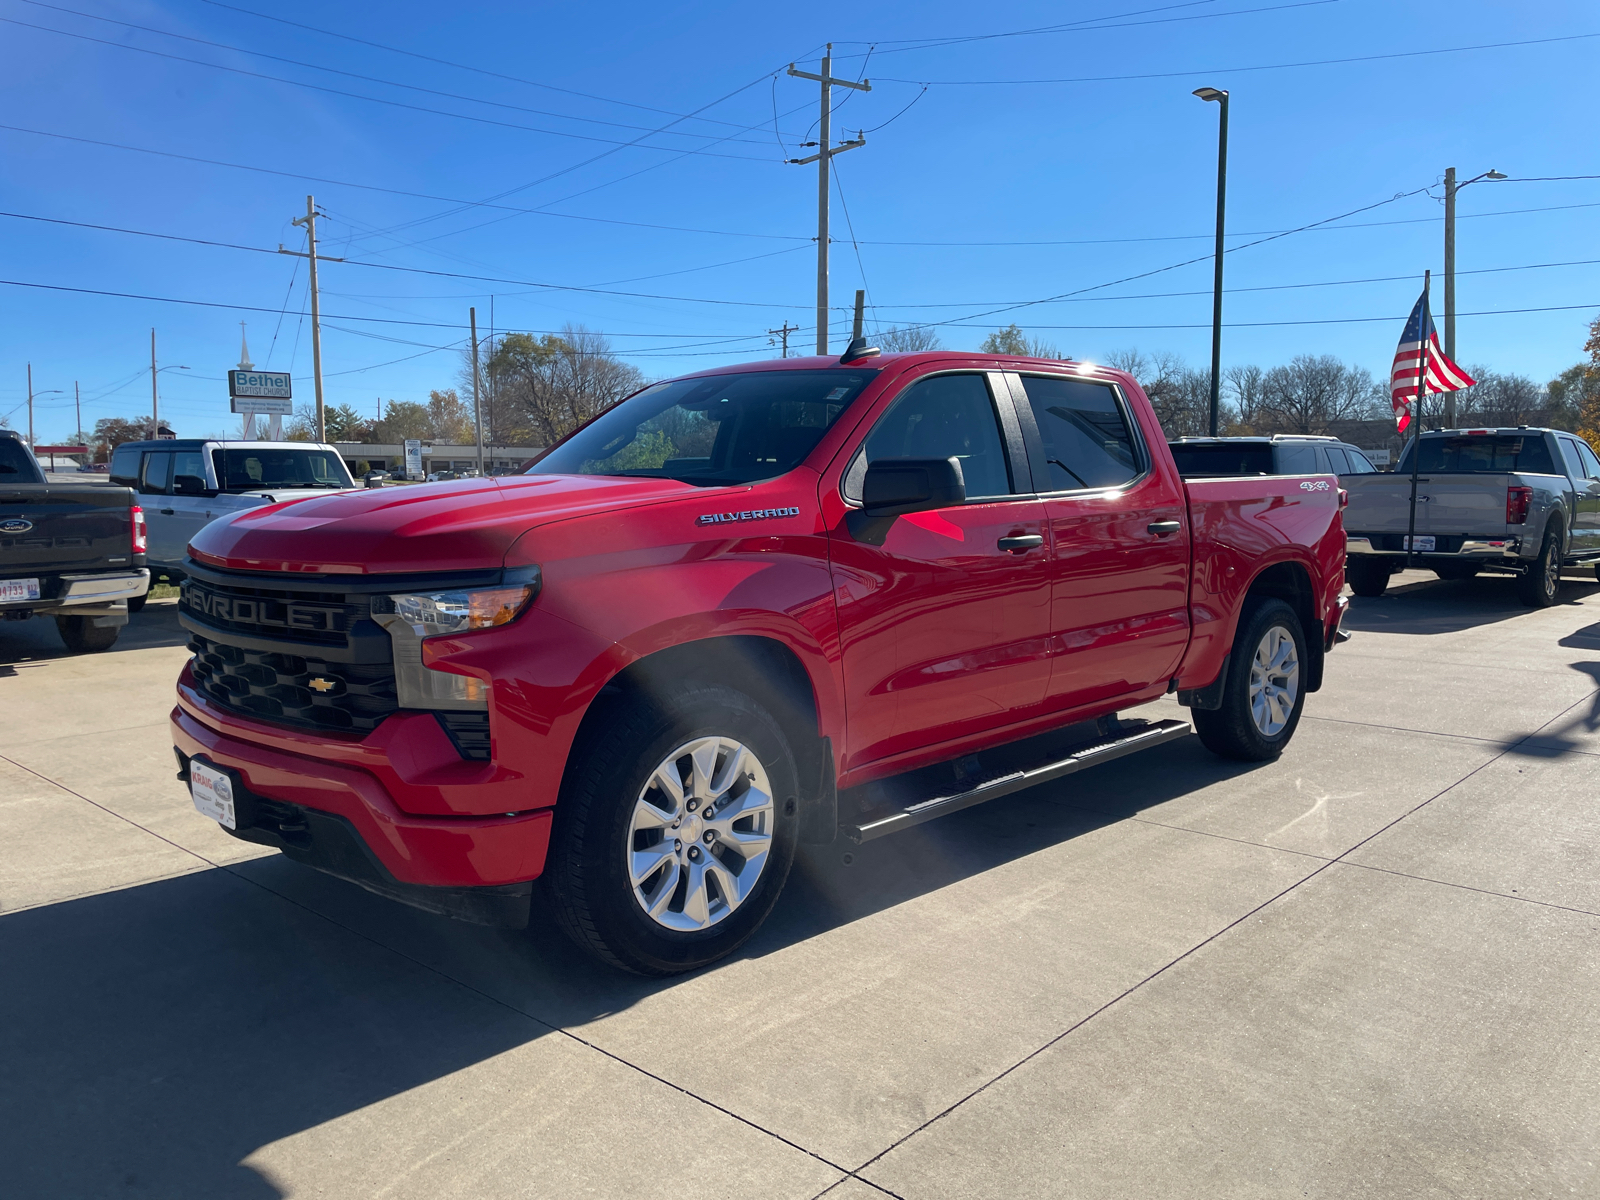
[170,696,553,907]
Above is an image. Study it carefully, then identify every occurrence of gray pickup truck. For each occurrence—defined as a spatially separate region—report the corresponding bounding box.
[108,438,359,581]
[1342,427,1600,607]
[0,430,150,652]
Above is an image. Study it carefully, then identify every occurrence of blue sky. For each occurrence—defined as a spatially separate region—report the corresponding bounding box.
[1,0,1595,443]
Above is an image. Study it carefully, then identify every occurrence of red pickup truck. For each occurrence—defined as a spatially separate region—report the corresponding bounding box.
[170,349,1347,974]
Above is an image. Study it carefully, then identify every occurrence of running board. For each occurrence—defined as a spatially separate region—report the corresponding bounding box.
[844,718,1193,844]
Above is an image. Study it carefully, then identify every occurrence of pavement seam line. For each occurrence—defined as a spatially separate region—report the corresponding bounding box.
[848,685,1599,1181]
[1339,859,1600,918]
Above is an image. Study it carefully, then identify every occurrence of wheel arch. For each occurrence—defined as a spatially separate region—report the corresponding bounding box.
[1242,558,1324,693]
[564,633,837,844]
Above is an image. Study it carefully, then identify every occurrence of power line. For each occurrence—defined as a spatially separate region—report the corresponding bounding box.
[0,122,809,240]
[1,15,775,161]
[930,302,1600,331]
[17,0,796,146]
[876,29,1600,84]
[836,0,1340,59]
[196,0,797,135]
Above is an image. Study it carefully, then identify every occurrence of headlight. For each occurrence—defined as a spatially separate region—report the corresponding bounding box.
[370,570,539,710]
[390,584,536,637]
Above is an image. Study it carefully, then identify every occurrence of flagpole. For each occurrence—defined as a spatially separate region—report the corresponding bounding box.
[1404,269,1432,573]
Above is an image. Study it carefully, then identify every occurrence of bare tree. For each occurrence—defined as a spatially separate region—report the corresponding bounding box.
[1106,350,1213,435]
[876,325,943,352]
[1223,364,1266,431]
[981,324,1064,359]
[1257,356,1383,434]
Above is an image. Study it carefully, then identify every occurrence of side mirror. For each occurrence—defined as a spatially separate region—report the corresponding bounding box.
[861,457,966,518]
[172,474,207,496]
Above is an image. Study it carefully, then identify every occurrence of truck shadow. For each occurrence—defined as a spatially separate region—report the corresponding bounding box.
[0,598,188,666]
[1342,570,1600,636]
[0,733,1259,1198]
[1495,659,1600,758]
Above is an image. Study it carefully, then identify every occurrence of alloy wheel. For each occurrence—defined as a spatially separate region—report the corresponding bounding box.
[626,737,774,932]
[1248,625,1300,737]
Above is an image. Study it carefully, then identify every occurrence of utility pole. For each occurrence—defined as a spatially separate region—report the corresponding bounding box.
[1193,87,1229,438]
[280,196,343,442]
[787,45,869,355]
[767,321,799,357]
[26,363,33,447]
[1441,165,1507,427]
[150,328,159,439]
[74,381,80,449]
[470,306,486,477]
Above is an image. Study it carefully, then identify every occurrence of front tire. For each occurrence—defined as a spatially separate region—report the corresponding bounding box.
[545,683,801,975]
[1345,557,1391,598]
[55,615,122,653]
[1516,523,1563,608]
[1193,597,1308,762]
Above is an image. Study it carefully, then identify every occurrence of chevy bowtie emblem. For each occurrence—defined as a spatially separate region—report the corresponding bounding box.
[308,677,337,693]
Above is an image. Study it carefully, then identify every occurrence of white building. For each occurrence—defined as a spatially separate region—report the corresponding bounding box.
[332,442,545,477]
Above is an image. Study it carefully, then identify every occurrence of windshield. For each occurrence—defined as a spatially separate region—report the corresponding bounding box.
[528,369,877,486]
[1398,435,1557,475]
[1168,442,1273,477]
[214,448,354,491]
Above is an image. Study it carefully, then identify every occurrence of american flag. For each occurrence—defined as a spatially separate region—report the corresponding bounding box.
[1390,287,1474,432]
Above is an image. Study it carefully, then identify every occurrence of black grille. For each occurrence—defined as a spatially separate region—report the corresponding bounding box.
[180,577,365,648]
[189,632,398,733]
[436,711,491,761]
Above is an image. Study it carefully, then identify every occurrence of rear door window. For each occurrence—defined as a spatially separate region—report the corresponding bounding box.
[857,373,1014,500]
[1017,376,1141,491]
[1277,444,1318,474]
[1577,440,1600,481]
[1321,446,1351,474]
[109,445,142,487]
[1341,448,1378,474]
[139,451,173,495]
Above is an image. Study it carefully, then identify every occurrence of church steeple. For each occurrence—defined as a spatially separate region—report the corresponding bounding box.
[238,322,253,371]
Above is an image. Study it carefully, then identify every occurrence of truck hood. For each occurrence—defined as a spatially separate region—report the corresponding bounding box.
[188,473,701,574]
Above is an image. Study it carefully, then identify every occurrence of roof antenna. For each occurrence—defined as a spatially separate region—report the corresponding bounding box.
[840,288,879,362]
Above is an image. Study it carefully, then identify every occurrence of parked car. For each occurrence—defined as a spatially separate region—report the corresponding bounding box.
[0,429,149,652]
[1342,426,1600,605]
[171,350,1348,974]
[1168,434,1383,480]
[108,439,359,584]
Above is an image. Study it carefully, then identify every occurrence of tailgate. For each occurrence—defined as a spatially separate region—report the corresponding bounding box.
[0,486,137,574]
[1344,474,1509,538]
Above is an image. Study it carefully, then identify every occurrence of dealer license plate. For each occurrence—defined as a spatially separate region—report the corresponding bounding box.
[1403,536,1436,551]
[1,578,41,602]
[190,760,238,830]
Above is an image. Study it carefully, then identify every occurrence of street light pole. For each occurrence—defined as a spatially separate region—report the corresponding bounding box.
[1194,87,1229,437]
[1442,166,1507,427]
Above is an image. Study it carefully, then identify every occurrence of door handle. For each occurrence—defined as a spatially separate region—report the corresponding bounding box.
[1147,520,1181,537]
[997,533,1044,553]
[159,508,176,516]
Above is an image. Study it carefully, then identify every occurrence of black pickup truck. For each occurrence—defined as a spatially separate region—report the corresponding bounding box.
[0,430,150,652]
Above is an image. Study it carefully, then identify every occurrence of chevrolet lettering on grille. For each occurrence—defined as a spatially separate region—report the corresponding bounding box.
[695,506,801,527]
[183,586,341,633]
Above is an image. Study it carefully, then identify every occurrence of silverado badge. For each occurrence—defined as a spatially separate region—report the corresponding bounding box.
[695,506,801,527]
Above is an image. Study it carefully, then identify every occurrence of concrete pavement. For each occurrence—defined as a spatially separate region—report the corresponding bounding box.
[2,573,1597,1198]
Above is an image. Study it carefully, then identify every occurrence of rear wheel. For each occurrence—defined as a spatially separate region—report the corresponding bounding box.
[1517,523,1563,608]
[544,683,801,975]
[1345,557,1391,598]
[1433,562,1481,582]
[1193,597,1308,762]
[54,615,122,653]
